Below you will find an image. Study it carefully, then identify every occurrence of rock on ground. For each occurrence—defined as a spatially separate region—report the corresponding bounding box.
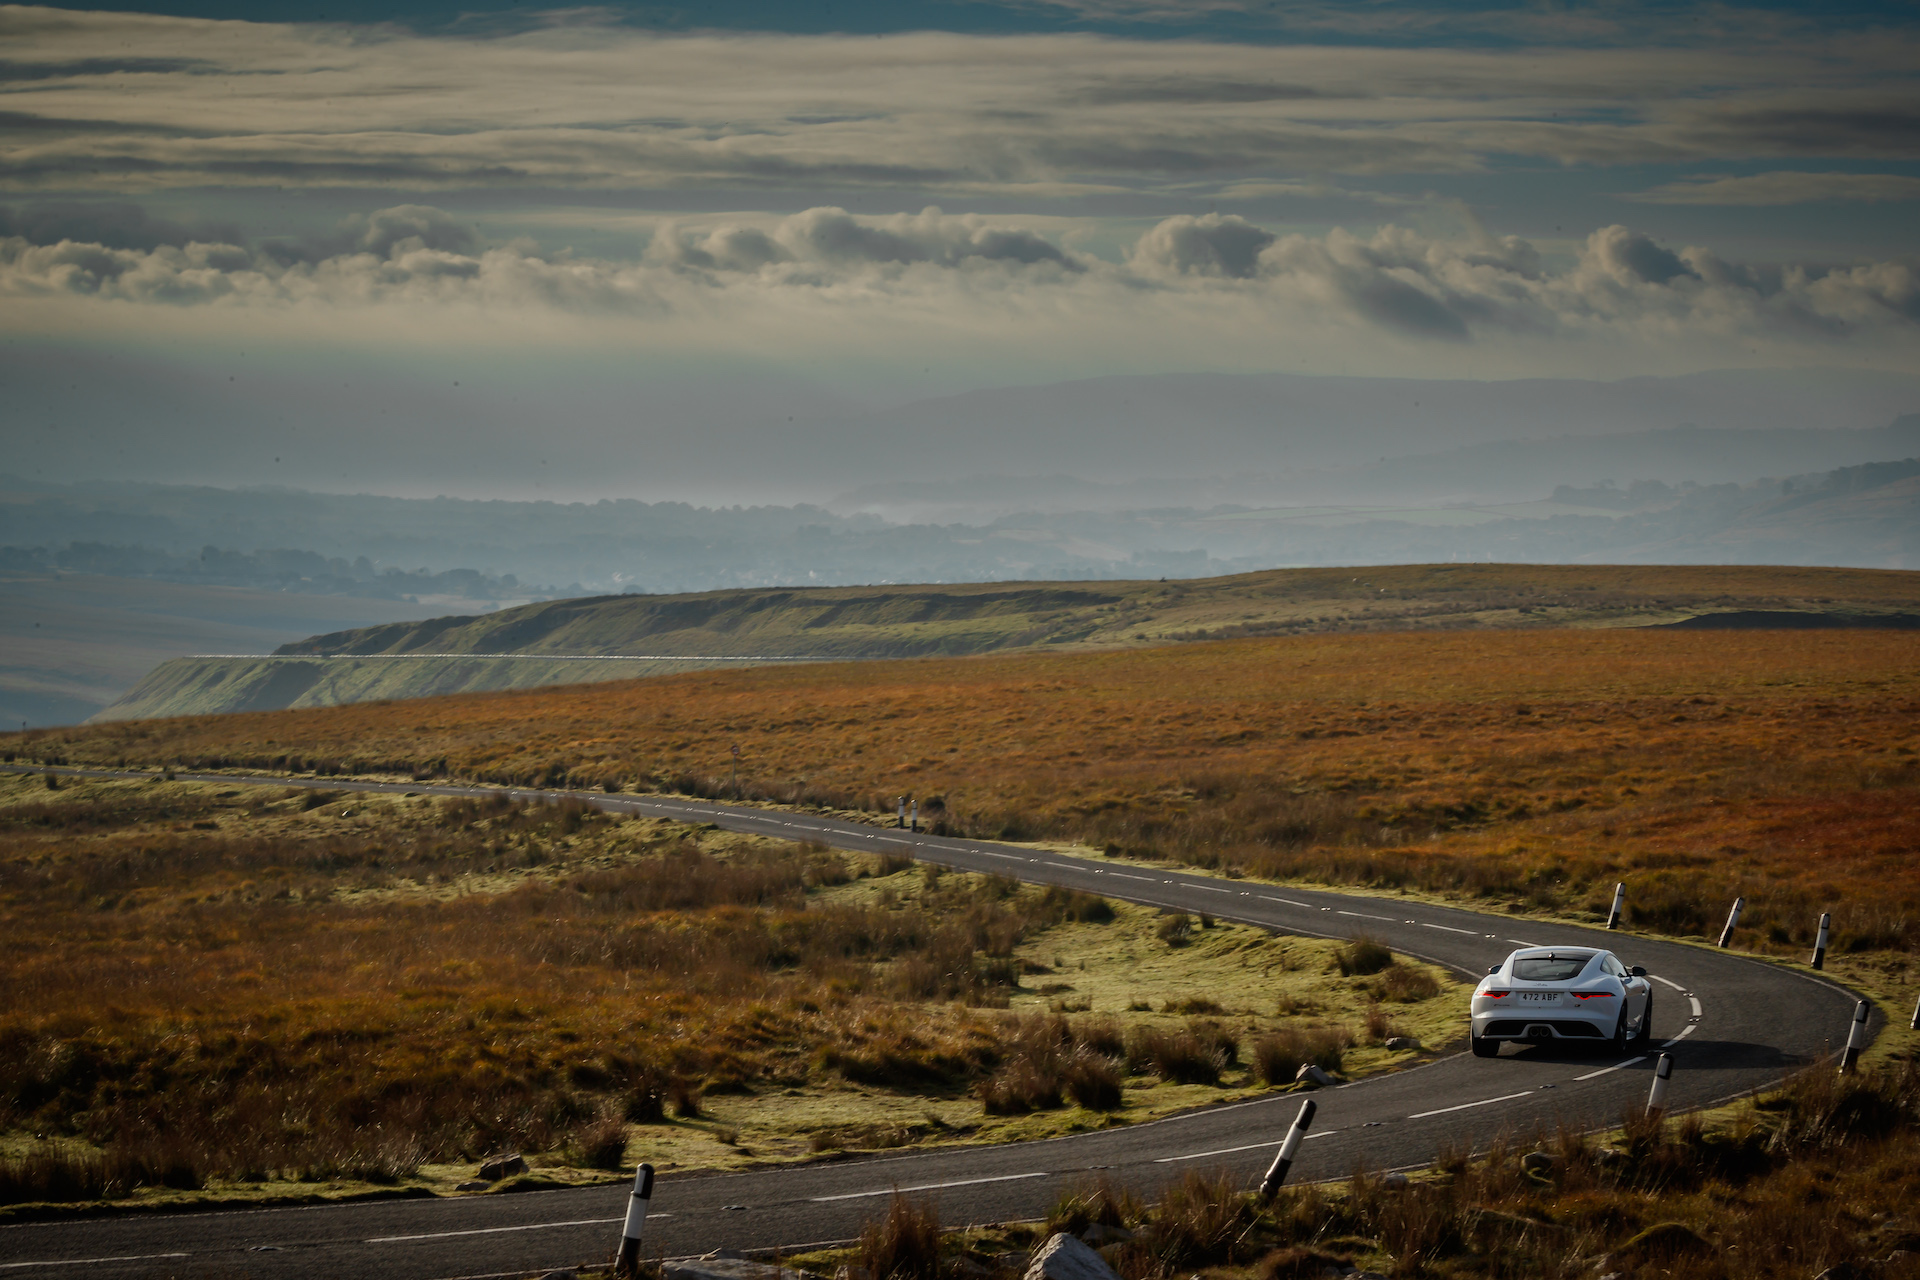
[1023,1232,1123,1280]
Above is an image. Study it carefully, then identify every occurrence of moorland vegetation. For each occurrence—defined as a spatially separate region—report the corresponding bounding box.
[34,626,1920,956]
[0,775,1455,1209]
[804,1057,1920,1280]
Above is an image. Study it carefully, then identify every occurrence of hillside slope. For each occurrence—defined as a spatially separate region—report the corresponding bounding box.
[92,563,1920,721]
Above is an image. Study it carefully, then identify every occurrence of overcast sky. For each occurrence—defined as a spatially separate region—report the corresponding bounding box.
[2,0,1917,502]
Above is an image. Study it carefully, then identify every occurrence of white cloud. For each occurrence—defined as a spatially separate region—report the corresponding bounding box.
[3,206,1914,371]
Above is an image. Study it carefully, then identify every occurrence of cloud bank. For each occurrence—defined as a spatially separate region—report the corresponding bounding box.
[4,205,1913,362]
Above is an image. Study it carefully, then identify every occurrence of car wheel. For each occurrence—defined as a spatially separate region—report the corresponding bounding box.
[1610,1007,1629,1055]
[1632,992,1653,1046]
[1471,1030,1499,1058]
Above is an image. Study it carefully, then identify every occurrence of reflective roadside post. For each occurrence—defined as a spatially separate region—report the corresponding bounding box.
[1258,1098,1316,1202]
[1810,912,1831,970]
[897,795,905,828]
[615,1163,655,1277]
[1606,883,1625,931]
[1840,1000,1871,1074]
[910,798,919,833]
[730,743,740,800]
[1646,1053,1673,1117]
[1717,897,1745,948]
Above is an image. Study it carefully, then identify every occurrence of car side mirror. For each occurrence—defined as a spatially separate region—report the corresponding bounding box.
[1488,964,1501,975]
[1630,966,1647,977]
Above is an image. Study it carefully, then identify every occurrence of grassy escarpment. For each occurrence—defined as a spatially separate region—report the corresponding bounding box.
[94,563,1920,720]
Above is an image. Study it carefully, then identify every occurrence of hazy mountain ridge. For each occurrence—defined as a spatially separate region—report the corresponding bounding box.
[93,563,1920,722]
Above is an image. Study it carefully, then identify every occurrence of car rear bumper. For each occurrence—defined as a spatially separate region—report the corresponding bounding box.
[1473,1014,1608,1040]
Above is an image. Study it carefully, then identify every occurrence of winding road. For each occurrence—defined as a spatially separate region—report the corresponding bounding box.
[0,767,1880,1280]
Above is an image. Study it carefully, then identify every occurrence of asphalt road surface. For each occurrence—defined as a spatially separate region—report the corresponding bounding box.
[0,767,1880,1280]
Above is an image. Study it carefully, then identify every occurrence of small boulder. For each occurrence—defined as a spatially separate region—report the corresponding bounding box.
[1079,1223,1133,1248]
[1295,1065,1335,1087]
[478,1152,528,1181]
[1024,1231,1123,1280]
[1520,1150,1563,1175]
[1384,1037,1421,1051]
[1380,1173,1410,1190]
[455,1180,491,1192]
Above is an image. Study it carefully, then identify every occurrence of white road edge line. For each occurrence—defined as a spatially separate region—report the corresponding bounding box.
[1409,1090,1533,1120]
[1,1256,190,1272]
[1154,1132,1337,1164]
[367,1216,629,1243]
[811,1171,1049,1202]
[1573,1055,1647,1082]
[1652,974,1685,991]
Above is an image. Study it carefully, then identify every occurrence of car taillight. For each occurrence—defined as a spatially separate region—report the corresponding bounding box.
[1482,991,1508,999]
[1571,992,1614,999]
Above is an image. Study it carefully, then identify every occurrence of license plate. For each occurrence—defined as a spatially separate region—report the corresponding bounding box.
[1518,993,1559,1002]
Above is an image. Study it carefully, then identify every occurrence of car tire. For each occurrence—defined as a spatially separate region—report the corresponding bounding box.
[1610,1007,1630,1055]
[1471,1030,1499,1058]
[1632,992,1653,1046]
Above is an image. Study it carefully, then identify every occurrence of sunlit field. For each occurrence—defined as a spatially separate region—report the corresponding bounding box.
[27,627,1920,952]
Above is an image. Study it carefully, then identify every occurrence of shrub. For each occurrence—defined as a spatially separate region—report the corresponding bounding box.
[1125,1026,1222,1085]
[857,1193,943,1280]
[1336,936,1394,977]
[571,1113,629,1170]
[1252,1027,1349,1085]
[1046,1175,1142,1235]
[1157,912,1193,946]
[1379,963,1441,1002]
[1062,1053,1124,1111]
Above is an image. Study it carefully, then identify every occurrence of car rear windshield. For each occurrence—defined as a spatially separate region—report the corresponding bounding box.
[1512,955,1593,982]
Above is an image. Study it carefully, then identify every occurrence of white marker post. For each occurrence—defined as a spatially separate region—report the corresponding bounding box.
[897,796,906,829]
[1646,1052,1673,1117]
[1840,1000,1871,1074]
[910,799,918,833]
[1257,1098,1316,1202]
[1810,912,1831,970]
[616,1163,655,1276]
[1606,882,1625,931]
[1717,897,1745,949]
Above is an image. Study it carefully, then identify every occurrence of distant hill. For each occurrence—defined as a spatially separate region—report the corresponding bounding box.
[94,563,1920,721]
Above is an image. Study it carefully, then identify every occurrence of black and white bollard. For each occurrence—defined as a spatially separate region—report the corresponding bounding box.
[1810,912,1831,970]
[616,1163,655,1276]
[896,796,906,829]
[1839,1000,1871,1074]
[1646,1052,1673,1117]
[1257,1098,1316,1202]
[1717,897,1744,949]
[1606,882,1625,931]
[910,799,919,834]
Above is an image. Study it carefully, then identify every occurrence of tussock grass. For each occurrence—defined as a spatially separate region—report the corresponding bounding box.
[820,1060,1920,1280]
[28,628,1918,955]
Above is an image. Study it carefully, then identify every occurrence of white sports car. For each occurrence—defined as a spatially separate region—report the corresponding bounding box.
[1470,946,1653,1057]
